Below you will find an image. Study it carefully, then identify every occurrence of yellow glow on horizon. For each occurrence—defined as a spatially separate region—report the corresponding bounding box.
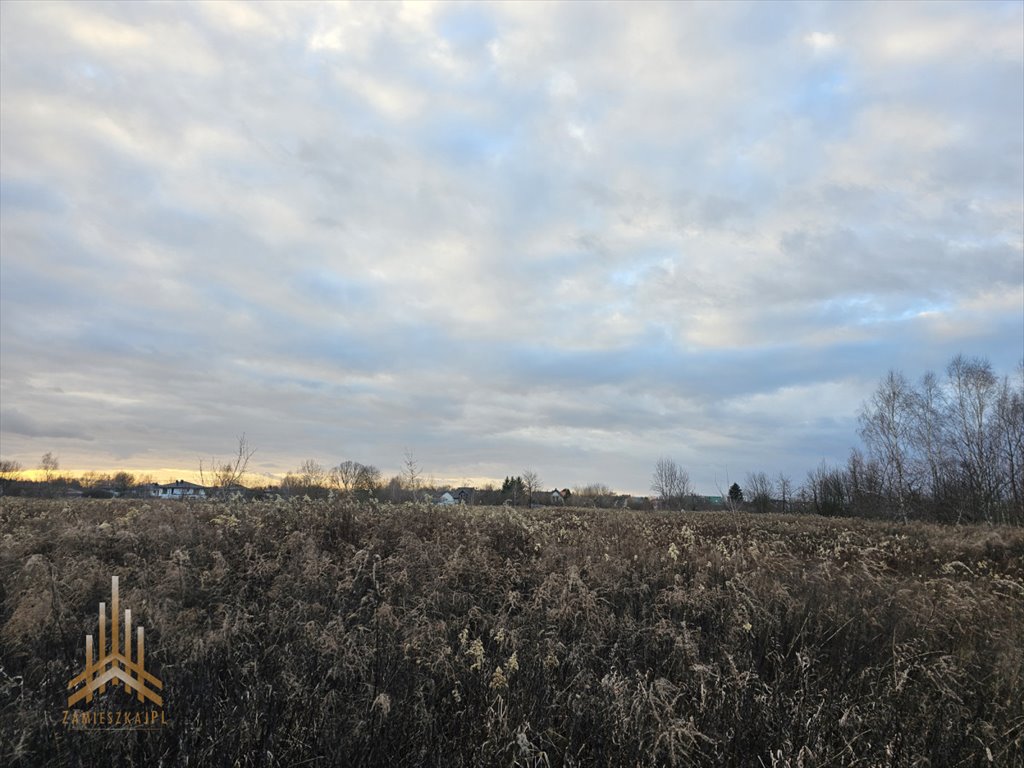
[4,466,511,491]
[9,467,208,484]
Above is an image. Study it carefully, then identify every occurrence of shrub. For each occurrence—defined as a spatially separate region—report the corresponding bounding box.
[1,498,1022,766]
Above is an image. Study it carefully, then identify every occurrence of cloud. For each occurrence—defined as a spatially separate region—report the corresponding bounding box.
[1,1,1021,492]
[1,409,95,442]
[804,32,838,53]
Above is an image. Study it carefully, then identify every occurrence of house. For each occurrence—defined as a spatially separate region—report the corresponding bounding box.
[452,487,475,504]
[529,489,565,507]
[156,480,207,499]
[436,487,475,505]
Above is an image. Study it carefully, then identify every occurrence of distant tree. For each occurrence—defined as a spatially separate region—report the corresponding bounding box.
[945,355,1002,523]
[803,462,848,517]
[402,450,421,495]
[728,483,743,505]
[571,483,615,507]
[911,370,953,512]
[299,459,326,488]
[522,469,542,506]
[330,460,359,493]
[993,369,1024,517]
[1,459,22,477]
[845,448,885,518]
[777,473,792,514]
[573,483,612,496]
[502,476,525,506]
[355,464,382,494]
[200,434,256,492]
[385,474,404,502]
[39,452,60,484]
[111,471,136,495]
[278,459,330,498]
[651,458,692,509]
[745,472,774,514]
[280,472,302,497]
[850,355,1023,524]
[472,483,500,506]
[327,460,382,496]
[0,459,22,494]
[858,370,916,520]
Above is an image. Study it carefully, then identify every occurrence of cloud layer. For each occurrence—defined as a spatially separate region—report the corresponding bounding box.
[2,1,1021,492]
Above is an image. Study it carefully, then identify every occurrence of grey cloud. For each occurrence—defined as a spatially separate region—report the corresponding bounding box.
[0,1,1020,492]
[1,409,94,441]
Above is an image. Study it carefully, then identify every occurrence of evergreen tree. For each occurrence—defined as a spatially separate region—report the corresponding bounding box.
[728,482,744,504]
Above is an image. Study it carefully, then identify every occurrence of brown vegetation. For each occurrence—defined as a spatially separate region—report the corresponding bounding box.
[1,497,1022,766]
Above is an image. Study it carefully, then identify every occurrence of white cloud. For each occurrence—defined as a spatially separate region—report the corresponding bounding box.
[0,0,1020,492]
[804,31,838,53]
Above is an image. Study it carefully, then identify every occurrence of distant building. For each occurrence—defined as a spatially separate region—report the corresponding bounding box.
[452,487,475,504]
[156,480,207,499]
[437,488,476,505]
[530,489,566,507]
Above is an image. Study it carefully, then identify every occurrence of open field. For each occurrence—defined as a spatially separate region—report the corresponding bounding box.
[1,498,1023,767]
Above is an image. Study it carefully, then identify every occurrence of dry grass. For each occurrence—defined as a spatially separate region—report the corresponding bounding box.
[1,497,1022,766]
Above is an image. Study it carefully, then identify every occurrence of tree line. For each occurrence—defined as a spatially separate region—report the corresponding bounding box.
[2,353,1021,524]
[699,354,1021,525]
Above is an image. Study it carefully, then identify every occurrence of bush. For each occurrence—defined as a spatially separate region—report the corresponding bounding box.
[1,498,1022,766]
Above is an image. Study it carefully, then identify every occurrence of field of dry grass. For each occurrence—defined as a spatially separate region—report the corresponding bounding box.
[1,497,1023,766]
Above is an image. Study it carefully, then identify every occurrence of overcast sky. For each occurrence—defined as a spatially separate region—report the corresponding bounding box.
[1,1,1022,493]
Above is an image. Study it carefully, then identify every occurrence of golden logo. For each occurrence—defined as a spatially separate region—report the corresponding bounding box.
[67,576,163,708]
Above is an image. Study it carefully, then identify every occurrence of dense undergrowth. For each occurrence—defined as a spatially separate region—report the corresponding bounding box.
[1,497,1022,766]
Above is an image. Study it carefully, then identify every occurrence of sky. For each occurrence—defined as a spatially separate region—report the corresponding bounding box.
[1,1,1022,494]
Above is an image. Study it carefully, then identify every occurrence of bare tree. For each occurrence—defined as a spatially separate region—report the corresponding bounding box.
[801,462,847,517]
[356,464,382,495]
[0,459,22,480]
[776,472,792,514]
[0,459,22,494]
[385,474,404,502]
[111,471,136,495]
[330,460,360,493]
[745,471,775,514]
[858,370,916,520]
[572,483,615,508]
[946,355,1000,523]
[329,460,383,496]
[522,469,542,506]
[200,434,256,492]
[911,370,953,509]
[299,459,326,488]
[39,452,59,484]
[846,448,884,518]
[402,450,421,496]
[851,356,1022,524]
[993,369,1024,521]
[651,457,692,509]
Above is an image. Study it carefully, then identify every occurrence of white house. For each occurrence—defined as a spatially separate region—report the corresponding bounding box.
[156,480,208,499]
